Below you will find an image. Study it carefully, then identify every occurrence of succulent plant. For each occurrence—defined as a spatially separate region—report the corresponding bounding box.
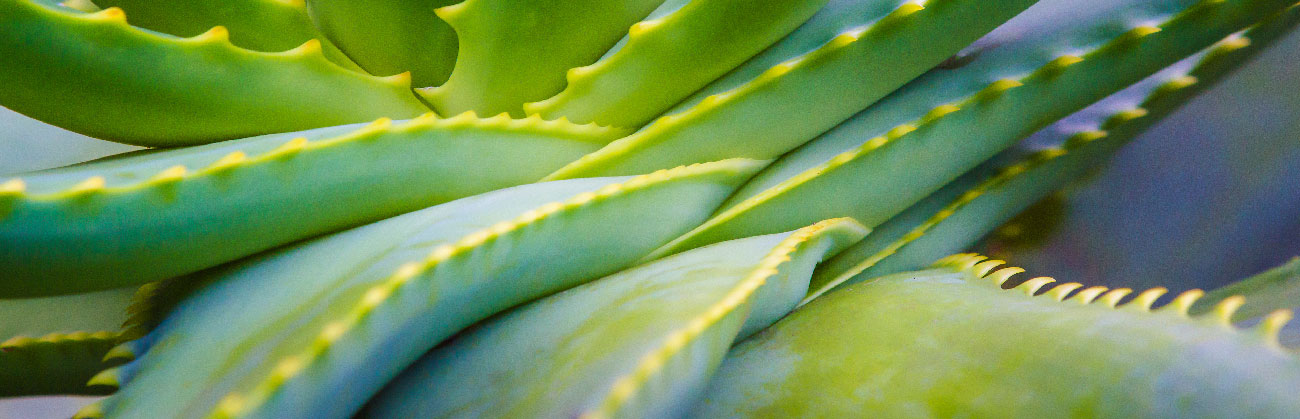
[1,0,1298,417]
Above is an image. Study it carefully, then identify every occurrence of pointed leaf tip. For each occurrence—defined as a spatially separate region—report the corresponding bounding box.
[1098,288,1133,308]
[971,259,1005,277]
[987,267,1025,287]
[1128,287,1169,311]
[73,401,105,419]
[1017,277,1058,296]
[102,342,137,363]
[1211,295,1247,324]
[1069,286,1110,304]
[87,367,122,388]
[67,176,106,195]
[0,178,24,194]
[1257,309,1294,345]
[1167,289,1206,316]
[94,6,125,21]
[1045,283,1085,301]
[150,165,188,183]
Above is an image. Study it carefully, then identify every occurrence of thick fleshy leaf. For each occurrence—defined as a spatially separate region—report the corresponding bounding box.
[0,0,428,146]
[419,0,666,116]
[0,114,621,297]
[88,159,764,419]
[92,0,360,69]
[0,287,135,396]
[306,0,460,86]
[1,288,133,340]
[523,0,827,128]
[543,0,1039,179]
[806,7,1300,301]
[695,254,1300,417]
[648,0,1295,258]
[1194,258,1300,321]
[0,331,121,396]
[366,218,865,418]
[95,0,317,51]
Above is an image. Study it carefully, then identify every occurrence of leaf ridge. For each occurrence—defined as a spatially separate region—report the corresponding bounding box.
[0,0,429,146]
[584,218,864,419]
[542,0,1037,180]
[646,0,1294,258]
[932,254,1296,348]
[800,5,1299,302]
[203,159,766,418]
[522,0,827,128]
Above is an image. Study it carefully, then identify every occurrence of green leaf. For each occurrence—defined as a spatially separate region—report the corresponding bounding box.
[419,0,666,116]
[92,159,764,418]
[0,288,134,341]
[94,0,361,69]
[366,218,864,418]
[94,0,318,52]
[0,287,136,396]
[806,5,1300,301]
[1,331,122,396]
[523,0,828,128]
[543,0,1039,179]
[1194,258,1300,321]
[0,0,428,146]
[0,114,622,297]
[306,0,460,86]
[696,254,1300,417]
[647,0,1295,259]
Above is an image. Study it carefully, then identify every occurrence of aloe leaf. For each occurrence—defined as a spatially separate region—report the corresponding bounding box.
[1,288,134,340]
[740,0,1300,205]
[419,0,667,116]
[696,254,1300,417]
[670,0,913,108]
[1,330,122,396]
[93,0,361,70]
[0,0,428,146]
[726,0,1206,204]
[306,0,460,86]
[522,0,828,128]
[366,218,863,418]
[1193,258,1300,321]
[648,0,1295,258]
[0,287,136,396]
[543,0,1039,180]
[93,0,320,52]
[805,6,1300,301]
[86,159,763,419]
[0,114,623,297]
[115,278,208,343]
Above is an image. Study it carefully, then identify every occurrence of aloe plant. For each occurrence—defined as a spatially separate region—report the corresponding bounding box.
[0,0,1297,417]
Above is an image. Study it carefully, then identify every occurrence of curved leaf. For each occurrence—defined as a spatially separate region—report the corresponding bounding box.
[1,331,122,396]
[0,0,428,146]
[544,0,1038,179]
[419,0,666,116]
[0,287,135,396]
[91,159,764,418]
[367,218,864,418]
[807,6,1300,300]
[648,0,1294,258]
[1194,258,1300,321]
[523,0,827,128]
[0,114,622,297]
[696,254,1300,417]
[306,0,460,86]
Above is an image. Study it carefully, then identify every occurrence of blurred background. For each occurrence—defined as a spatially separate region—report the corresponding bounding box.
[1,14,1298,419]
[974,26,1300,294]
